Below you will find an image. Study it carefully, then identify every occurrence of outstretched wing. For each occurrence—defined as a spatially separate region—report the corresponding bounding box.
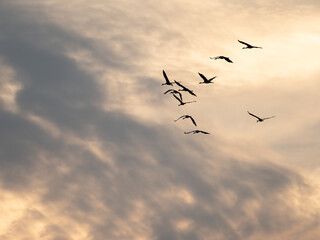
[162,70,171,84]
[224,57,233,63]
[208,76,216,82]
[174,115,186,122]
[163,89,174,94]
[174,80,196,96]
[172,92,183,104]
[174,80,185,89]
[187,89,197,97]
[199,130,210,134]
[173,91,183,101]
[185,100,196,104]
[247,111,261,120]
[211,56,233,63]
[238,40,252,47]
[262,116,275,120]
[189,116,197,126]
[198,72,207,82]
[164,89,183,101]
[184,131,192,134]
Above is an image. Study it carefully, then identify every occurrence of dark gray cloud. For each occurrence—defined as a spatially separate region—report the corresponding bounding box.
[0,1,319,240]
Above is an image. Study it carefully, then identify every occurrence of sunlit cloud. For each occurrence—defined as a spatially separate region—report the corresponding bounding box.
[0,0,320,239]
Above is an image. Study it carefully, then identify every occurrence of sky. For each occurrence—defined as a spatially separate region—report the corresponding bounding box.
[0,0,320,239]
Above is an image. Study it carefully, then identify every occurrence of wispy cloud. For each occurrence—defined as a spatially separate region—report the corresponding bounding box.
[0,1,319,239]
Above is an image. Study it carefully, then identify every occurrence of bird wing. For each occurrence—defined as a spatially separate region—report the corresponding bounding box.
[162,70,170,84]
[163,89,182,100]
[187,89,197,97]
[163,89,174,94]
[174,91,183,101]
[189,116,197,126]
[247,111,262,120]
[174,115,186,122]
[208,76,216,81]
[174,80,185,89]
[172,92,183,104]
[174,80,196,96]
[183,87,196,96]
[181,85,190,91]
[198,72,207,82]
[225,57,233,63]
[238,40,251,47]
[262,116,275,120]
[185,100,196,104]
[184,131,192,134]
[199,131,210,134]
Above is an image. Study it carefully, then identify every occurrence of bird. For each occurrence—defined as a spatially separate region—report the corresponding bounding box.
[174,80,197,97]
[162,70,173,86]
[247,111,275,122]
[198,72,216,84]
[210,56,233,63]
[172,93,196,106]
[238,40,262,49]
[163,89,183,101]
[174,115,197,126]
[184,130,210,134]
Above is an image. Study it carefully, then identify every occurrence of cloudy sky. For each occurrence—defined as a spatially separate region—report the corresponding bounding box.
[1,0,320,239]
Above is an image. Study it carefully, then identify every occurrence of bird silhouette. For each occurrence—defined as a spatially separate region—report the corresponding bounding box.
[163,89,183,101]
[210,56,233,63]
[174,115,197,126]
[162,70,173,86]
[198,72,216,84]
[172,93,196,106]
[174,80,197,97]
[238,40,262,49]
[184,130,210,134]
[247,111,275,122]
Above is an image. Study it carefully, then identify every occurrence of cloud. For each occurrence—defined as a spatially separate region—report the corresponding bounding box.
[0,1,319,240]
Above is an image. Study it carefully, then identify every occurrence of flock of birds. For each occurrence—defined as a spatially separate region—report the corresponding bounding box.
[161,40,275,135]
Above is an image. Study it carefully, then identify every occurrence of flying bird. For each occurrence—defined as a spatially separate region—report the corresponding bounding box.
[247,111,275,122]
[238,40,262,49]
[163,89,183,101]
[198,72,216,84]
[172,93,196,106]
[210,56,233,63]
[162,70,173,86]
[174,80,197,97]
[184,130,210,134]
[174,115,197,126]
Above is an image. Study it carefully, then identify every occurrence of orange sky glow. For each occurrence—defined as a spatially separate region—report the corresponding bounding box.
[0,0,320,239]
